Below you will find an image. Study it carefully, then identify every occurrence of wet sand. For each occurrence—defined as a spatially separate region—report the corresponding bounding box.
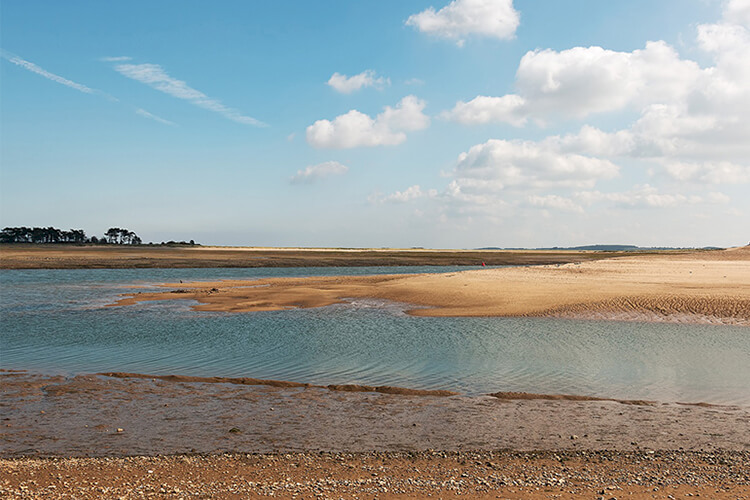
[2,372,750,498]
[3,372,749,456]
[112,246,750,325]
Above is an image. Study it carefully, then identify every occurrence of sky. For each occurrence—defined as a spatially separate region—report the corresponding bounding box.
[1,0,749,248]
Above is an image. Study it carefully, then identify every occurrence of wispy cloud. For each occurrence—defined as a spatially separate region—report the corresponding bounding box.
[135,108,176,126]
[114,63,267,127]
[1,50,95,94]
[100,56,132,62]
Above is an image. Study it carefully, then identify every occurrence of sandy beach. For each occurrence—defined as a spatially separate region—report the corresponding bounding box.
[112,246,750,325]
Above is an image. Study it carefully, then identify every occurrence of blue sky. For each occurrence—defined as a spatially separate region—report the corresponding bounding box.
[2,0,748,248]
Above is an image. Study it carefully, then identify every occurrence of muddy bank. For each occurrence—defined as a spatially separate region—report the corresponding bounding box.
[0,244,630,269]
[2,372,749,457]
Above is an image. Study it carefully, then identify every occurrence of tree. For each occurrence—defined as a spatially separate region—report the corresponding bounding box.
[105,228,120,244]
[0,226,147,245]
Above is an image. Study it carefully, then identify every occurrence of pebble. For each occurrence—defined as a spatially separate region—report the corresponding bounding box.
[1,449,748,499]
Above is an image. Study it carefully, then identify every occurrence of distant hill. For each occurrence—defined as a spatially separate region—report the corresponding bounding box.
[554,244,640,251]
[477,245,724,251]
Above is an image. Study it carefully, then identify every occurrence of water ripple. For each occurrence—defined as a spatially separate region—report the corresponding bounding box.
[1,268,749,405]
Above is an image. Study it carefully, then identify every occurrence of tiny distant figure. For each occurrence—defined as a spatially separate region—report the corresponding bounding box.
[180,280,183,283]
[481,262,486,267]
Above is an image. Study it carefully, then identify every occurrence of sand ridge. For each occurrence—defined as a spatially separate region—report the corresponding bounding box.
[111,247,750,325]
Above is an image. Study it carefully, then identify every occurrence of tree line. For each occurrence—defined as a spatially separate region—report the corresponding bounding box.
[1,226,142,245]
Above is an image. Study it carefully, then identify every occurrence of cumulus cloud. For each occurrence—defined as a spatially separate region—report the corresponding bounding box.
[135,108,175,126]
[290,161,349,184]
[451,139,618,191]
[327,70,389,94]
[442,94,527,126]
[446,41,705,125]
[432,2,748,232]
[515,42,702,118]
[114,63,266,126]
[449,5,750,188]
[724,0,750,26]
[1,51,95,94]
[306,95,430,149]
[406,0,520,45]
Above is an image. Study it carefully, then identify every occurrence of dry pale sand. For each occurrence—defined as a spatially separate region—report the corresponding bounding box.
[112,246,750,325]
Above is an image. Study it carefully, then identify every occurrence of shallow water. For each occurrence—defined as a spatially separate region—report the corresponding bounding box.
[1,268,749,405]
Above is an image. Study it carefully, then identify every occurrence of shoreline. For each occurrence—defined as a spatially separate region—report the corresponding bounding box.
[3,369,736,408]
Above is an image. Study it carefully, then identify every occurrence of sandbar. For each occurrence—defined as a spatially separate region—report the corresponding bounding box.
[112,246,750,325]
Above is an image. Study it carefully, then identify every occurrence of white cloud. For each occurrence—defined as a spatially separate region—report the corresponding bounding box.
[290,161,349,184]
[327,70,389,94]
[306,95,429,149]
[576,185,709,209]
[516,41,703,118]
[442,94,527,126]
[406,0,520,45]
[1,51,95,94]
[542,125,636,157]
[527,194,583,213]
[429,3,748,238]
[114,63,266,126]
[100,56,132,62]
[374,185,438,203]
[450,10,750,181]
[451,139,619,192]
[440,41,704,125]
[135,108,175,126]
[663,161,750,184]
[724,0,750,26]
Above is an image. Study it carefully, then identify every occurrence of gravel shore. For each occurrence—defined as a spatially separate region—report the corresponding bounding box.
[2,450,749,499]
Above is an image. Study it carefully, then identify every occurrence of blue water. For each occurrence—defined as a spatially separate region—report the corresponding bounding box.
[1,268,749,405]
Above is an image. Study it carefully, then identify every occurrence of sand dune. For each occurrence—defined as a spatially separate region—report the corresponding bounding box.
[112,247,750,325]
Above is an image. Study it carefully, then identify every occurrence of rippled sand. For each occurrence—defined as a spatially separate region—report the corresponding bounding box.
[112,246,750,325]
